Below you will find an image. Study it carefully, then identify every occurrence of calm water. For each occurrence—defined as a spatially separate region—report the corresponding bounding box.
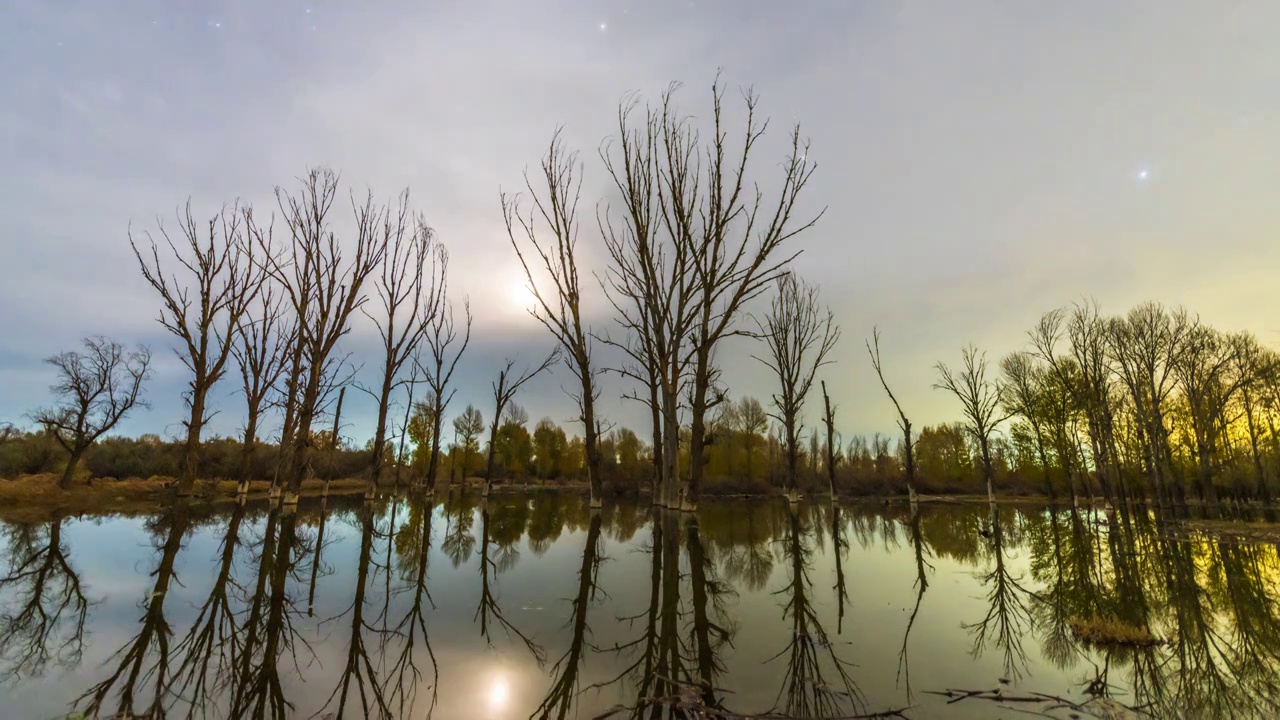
[1,491,1277,719]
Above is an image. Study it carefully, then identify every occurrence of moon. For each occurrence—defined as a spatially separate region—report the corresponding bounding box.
[488,675,509,711]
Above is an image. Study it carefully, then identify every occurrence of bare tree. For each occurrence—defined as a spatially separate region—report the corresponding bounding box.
[33,337,151,489]
[452,405,484,485]
[505,131,606,508]
[1173,323,1254,509]
[1000,352,1055,500]
[682,79,822,511]
[481,351,559,499]
[935,345,1006,503]
[1104,303,1191,505]
[821,381,839,501]
[231,285,295,496]
[866,327,918,502]
[261,169,388,504]
[752,273,839,501]
[1029,303,1123,502]
[414,245,470,493]
[131,202,263,496]
[361,194,439,494]
[598,91,697,509]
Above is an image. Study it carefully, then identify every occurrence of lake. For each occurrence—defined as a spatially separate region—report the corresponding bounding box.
[0,490,1276,719]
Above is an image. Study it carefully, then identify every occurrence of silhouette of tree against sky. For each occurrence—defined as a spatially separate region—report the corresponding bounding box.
[76,502,192,718]
[0,511,92,684]
[386,490,440,718]
[261,169,388,502]
[531,508,604,719]
[482,351,559,500]
[752,272,839,502]
[414,247,471,494]
[228,505,312,719]
[505,132,607,509]
[964,505,1034,683]
[231,284,295,497]
[34,336,152,489]
[1029,303,1125,503]
[861,328,919,504]
[131,201,264,497]
[360,194,439,495]
[768,503,862,717]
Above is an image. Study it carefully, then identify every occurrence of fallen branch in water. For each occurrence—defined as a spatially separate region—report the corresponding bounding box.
[590,688,910,720]
[925,686,1151,719]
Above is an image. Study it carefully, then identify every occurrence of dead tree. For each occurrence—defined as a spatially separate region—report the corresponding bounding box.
[682,80,822,512]
[1173,323,1253,509]
[360,194,438,494]
[821,381,839,500]
[752,273,839,501]
[130,202,263,496]
[598,92,698,509]
[33,337,151,489]
[866,327,918,502]
[505,131,606,508]
[935,345,1006,503]
[481,351,559,499]
[231,285,295,496]
[999,352,1055,500]
[1104,303,1191,505]
[415,245,470,493]
[261,169,388,504]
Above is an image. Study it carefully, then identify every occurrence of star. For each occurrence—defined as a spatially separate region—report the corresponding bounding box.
[599,22,608,31]
[1137,168,1150,181]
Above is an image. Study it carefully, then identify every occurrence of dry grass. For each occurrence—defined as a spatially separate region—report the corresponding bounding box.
[0,473,369,523]
[1069,616,1161,647]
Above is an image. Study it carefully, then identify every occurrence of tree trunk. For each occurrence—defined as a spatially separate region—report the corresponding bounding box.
[785,419,800,503]
[660,381,680,508]
[980,436,996,504]
[685,363,709,512]
[177,385,207,496]
[649,384,662,505]
[483,419,499,498]
[370,368,394,487]
[237,412,259,496]
[582,372,603,509]
[58,446,85,490]
[425,408,444,493]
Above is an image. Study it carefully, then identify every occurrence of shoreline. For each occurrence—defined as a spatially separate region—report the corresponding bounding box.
[0,473,1267,524]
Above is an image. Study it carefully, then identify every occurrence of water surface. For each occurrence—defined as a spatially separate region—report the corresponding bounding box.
[1,491,1277,719]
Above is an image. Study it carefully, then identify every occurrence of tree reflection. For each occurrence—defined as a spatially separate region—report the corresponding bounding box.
[387,490,440,717]
[532,508,604,719]
[0,511,91,683]
[686,514,735,710]
[475,498,544,662]
[228,503,312,719]
[964,504,1033,682]
[895,502,932,700]
[769,502,862,717]
[76,502,192,717]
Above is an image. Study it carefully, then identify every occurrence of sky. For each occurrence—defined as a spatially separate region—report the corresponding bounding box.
[2,0,1279,448]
